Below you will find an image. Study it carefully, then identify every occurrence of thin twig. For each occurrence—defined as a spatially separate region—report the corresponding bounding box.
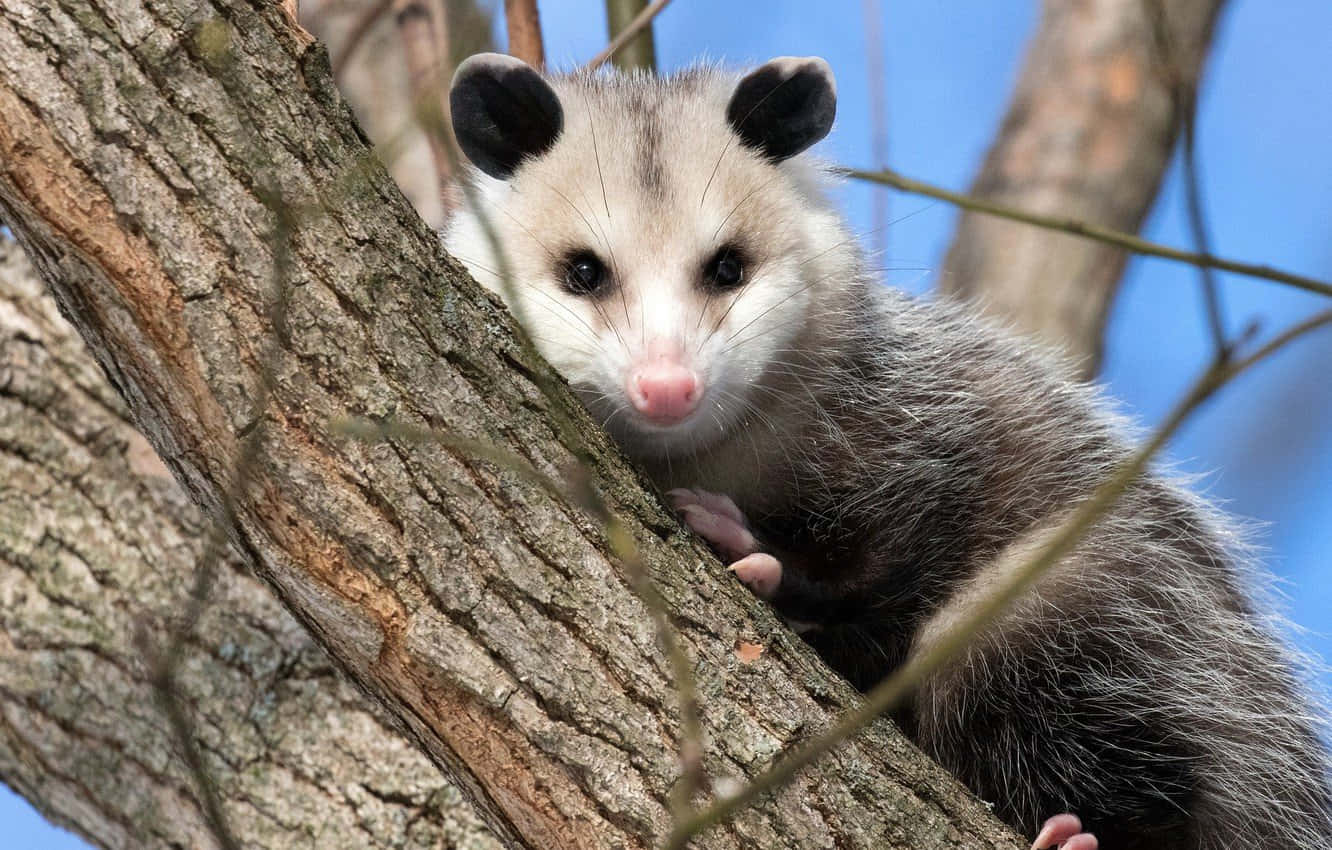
[844,167,1332,299]
[332,0,395,83]
[663,309,1332,849]
[504,0,545,68]
[1180,109,1228,351]
[588,0,668,71]
[1142,0,1228,358]
[333,417,568,496]
[607,519,707,822]
[138,31,303,850]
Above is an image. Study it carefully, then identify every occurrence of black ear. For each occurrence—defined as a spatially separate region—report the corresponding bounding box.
[450,53,564,179]
[726,56,836,162]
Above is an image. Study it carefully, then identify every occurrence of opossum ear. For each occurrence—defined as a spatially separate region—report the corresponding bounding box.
[727,56,836,162]
[450,53,564,180]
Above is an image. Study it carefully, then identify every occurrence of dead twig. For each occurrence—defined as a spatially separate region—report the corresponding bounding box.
[1143,0,1229,358]
[590,0,668,71]
[846,167,1332,299]
[141,186,298,850]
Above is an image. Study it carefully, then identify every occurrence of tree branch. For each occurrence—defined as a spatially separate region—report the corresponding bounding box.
[0,2,1023,847]
[504,0,546,69]
[602,0,659,71]
[0,237,505,850]
[847,168,1332,299]
[935,0,1228,376]
[587,0,670,71]
[1142,0,1229,357]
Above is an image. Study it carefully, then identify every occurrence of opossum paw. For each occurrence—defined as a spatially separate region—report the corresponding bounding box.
[667,488,784,600]
[668,488,756,561]
[1031,814,1097,850]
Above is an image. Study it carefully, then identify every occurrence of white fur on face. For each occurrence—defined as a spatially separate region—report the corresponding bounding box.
[445,67,856,461]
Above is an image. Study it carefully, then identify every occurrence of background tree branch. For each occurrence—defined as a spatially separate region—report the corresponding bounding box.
[0,1,1022,847]
[305,0,492,229]
[604,0,658,71]
[938,0,1227,376]
[504,0,546,68]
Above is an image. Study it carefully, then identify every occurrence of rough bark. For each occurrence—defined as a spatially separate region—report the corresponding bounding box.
[939,0,1226,376]
[0,237,502,849]
[0,1,1021,849]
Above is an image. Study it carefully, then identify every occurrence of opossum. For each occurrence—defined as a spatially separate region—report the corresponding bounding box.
[442,52,1332,849]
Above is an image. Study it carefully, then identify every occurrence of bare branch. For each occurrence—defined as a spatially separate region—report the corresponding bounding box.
[599,0,662,71]
[847,167,1332,299]
[392,0,457,201]
[1143,0,1229,358]
[505,0,546,68]
[137,28,304,841]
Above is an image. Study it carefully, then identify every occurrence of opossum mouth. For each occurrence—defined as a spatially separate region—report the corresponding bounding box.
[590,384,736,459]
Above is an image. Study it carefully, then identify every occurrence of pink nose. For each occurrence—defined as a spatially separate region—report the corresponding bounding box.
[626,361,701,424]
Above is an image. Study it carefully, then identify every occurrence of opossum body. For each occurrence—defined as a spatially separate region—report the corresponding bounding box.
[444,53,1332,848]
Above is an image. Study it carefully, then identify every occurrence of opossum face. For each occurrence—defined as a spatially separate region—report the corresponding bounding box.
[446,54,841,460]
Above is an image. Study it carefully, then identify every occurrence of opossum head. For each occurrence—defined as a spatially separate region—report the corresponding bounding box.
[445,53,851,461]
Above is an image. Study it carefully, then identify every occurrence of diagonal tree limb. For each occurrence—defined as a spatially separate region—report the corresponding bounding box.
[0,1,1023,848]
[0,236,505,850]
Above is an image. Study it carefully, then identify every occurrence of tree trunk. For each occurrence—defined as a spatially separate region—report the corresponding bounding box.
[940,0,1226,376]
[0,1,1020,849]
[0,237,502,849]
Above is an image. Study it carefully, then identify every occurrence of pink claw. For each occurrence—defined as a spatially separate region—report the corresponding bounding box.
[1031,814,1097,850]
[730,553,782,600]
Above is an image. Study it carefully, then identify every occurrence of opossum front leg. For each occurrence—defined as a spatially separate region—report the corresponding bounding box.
[667,488,782,599]
[1031,814,1097,850]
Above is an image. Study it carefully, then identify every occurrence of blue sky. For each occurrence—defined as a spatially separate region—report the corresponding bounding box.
[6,0,1330,843]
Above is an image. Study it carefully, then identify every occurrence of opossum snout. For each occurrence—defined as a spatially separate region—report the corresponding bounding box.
[625,351,701,426]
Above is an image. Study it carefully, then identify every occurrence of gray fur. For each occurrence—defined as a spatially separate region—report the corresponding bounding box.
[444,56,1332,848]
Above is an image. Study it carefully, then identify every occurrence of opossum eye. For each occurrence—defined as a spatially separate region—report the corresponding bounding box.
[562,252,608,296]
[703,247,746,291]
